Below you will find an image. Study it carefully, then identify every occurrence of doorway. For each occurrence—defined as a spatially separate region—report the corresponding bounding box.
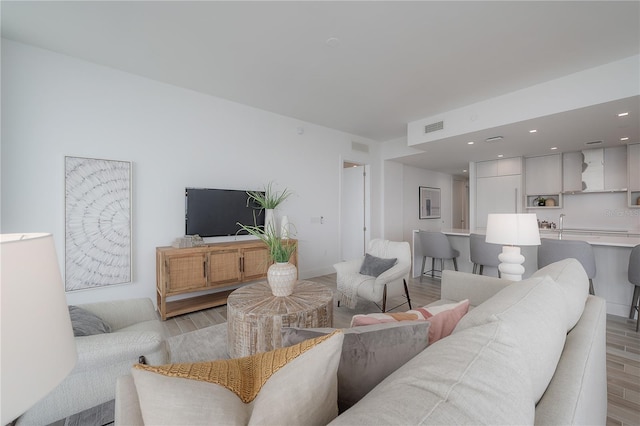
[452,176,469,230]
[341,161,370,261]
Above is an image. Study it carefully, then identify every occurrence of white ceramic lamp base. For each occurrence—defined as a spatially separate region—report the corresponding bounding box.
[497,245,525,281]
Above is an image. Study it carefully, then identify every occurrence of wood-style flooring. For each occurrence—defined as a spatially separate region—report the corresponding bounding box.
[58,273,639,426]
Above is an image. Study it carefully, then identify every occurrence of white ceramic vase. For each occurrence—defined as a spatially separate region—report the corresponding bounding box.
[264,209,275,233]
[267,262,297,297]
[280,215,290,239]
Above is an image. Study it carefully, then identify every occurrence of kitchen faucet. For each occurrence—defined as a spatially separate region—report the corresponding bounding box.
[559,214,565,240]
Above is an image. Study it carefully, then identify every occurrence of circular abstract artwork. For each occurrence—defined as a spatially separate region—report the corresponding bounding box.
[65,156,131,291]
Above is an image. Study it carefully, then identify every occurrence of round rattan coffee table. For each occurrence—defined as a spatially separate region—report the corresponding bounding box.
[227,280,333,358]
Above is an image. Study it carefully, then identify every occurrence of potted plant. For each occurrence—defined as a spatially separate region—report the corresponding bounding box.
[236,221,297,297]
[246,182,292,232]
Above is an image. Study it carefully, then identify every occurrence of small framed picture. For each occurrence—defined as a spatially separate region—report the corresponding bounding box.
[419,186,441,219]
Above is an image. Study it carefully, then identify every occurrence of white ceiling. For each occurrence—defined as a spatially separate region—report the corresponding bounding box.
[2,1,639,175]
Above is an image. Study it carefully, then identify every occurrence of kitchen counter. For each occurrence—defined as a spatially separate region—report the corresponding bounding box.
[412,229,639,318]
[439,228,640,248]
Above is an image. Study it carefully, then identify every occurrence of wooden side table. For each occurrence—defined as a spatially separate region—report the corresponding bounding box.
[227,280,333,358]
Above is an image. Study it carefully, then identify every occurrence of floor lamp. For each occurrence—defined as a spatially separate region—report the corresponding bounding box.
[485,214,541,281]
[1,233,78,425]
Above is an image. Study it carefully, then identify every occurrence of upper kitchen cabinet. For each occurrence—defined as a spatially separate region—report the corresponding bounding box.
[628,143,640,207]
[475,157,523,229]
[562,146,627,194]
[525,154,562,208]
[476,157,521,178]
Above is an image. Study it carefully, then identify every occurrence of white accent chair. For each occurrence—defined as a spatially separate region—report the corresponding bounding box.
[333,239,412,312]
[16,298,168,426]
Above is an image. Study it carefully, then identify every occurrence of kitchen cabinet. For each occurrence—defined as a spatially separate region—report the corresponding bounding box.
[525,154,562,208]
[628,143,640,207]
[475,157,523,229]
[476,174,522,229]
[563,151,583,192]
[476,157,521,178]
[604,146,627,191]
[563,146,628,193]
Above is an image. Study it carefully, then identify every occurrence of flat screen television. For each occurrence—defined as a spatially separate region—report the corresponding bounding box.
[185,188,265,237]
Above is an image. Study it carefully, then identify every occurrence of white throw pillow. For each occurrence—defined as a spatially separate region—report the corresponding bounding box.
[132,331,344,425]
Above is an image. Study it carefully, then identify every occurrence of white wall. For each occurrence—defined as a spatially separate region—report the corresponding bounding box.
[382,160,454,245]
[1,40,382,306]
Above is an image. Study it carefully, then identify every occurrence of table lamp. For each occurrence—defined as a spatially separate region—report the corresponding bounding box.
[485,214,541,281]
[1,233,77,425]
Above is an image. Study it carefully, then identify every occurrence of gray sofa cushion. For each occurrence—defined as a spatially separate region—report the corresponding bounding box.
[68,305,112,336]
[530,258,589,330]
[454,274,568,404]
[359,253,397,277]
[282,321,431,412]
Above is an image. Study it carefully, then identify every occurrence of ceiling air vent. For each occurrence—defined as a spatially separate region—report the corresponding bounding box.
[351,141,369,153]
[485,136,504,143]
[424,121,444,134]
[585,140,603,146]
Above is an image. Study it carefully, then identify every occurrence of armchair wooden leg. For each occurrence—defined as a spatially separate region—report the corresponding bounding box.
[431,258,435,278]
[453,258,458,271]
[420,256,427,283]
[403,279,412,310]
[382,285,387,313]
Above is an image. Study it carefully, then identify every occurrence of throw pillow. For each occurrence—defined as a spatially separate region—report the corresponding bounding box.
[281,321,431,413]
[131,330,344,425]
[359,253,397,277]
[68,305,112,336]
[350,299,470,344]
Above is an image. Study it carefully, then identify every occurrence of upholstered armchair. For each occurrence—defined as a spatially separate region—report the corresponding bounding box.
[17,298,168,426]
[334,239,412,312]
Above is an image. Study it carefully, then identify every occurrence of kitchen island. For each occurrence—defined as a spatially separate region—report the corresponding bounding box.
[412,229,640,317]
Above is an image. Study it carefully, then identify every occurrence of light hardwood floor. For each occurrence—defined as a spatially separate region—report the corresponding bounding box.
[60,273,639,426]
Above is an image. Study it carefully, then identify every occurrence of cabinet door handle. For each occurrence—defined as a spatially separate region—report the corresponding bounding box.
[203,259,207,279]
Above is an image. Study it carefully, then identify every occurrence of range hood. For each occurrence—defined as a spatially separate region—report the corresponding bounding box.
[581,148,604,191]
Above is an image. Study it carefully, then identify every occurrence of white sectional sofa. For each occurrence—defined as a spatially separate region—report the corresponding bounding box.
[115,258,607,425]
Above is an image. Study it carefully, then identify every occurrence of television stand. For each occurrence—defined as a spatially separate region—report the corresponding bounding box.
[156,239,297,320]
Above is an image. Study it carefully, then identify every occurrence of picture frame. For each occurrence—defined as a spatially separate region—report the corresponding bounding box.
[65,156,132,291]
[419,186,441,219]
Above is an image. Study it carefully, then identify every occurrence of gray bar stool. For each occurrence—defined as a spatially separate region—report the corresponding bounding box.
[537,238,597,295]
[417,231,459,281]
[469,233,502,277]
[628,244,640,332]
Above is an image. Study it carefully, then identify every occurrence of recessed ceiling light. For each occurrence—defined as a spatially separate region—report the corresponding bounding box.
[497,154,504,158]
[325,37,341,47]
[467,141,474,145]
[618,112,629,117]
[551,147,558,150]
[620,137,629,141]
[463,169,468,173]
[529,129,537,133]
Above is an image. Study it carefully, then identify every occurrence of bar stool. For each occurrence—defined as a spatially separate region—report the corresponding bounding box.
[417,231,459,281]
[469,233,502,277]
[628,244,640,332]
[537,238,597,295]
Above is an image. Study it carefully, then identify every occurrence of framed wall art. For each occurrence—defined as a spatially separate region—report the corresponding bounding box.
[419,186,441,219]
[65,156,132,291]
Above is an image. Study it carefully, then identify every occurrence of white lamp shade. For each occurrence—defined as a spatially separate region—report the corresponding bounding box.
[485,213,541,246]
[1,233,77,424]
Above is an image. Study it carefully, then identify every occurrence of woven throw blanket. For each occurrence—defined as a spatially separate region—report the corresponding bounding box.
[134,331,338,403]
[337,273,370,309]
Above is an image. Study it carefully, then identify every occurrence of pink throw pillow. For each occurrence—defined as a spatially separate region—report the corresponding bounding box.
[350,299,470,344]
[416,300,470,344]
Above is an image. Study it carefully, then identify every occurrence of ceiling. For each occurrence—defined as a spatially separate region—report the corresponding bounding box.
[2,1,639,175]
